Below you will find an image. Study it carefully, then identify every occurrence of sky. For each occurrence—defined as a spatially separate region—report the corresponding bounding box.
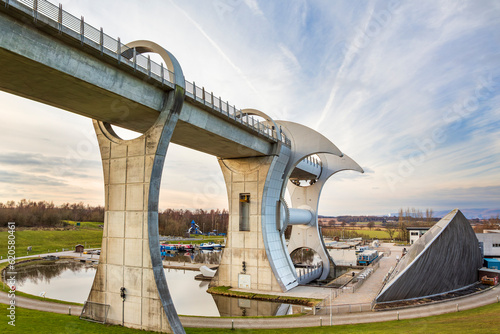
[0,0,499,216]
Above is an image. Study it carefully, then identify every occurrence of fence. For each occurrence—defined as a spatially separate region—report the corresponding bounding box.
[314,301,374,315]
[352,260,380,293]
[2,0,291,146]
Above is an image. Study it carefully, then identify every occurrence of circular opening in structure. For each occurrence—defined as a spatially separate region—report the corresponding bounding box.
[110,124,142,140]
[289,154,322,187]
[290,247,322,267]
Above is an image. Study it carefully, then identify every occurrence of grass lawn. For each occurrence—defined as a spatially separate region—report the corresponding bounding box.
[1,302,500,333]
[323,228,403,240]
[0,229,103,258]
[63,220,104,230]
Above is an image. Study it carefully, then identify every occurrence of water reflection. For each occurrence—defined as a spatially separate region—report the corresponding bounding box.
[14,258,301,317]
[161,249,222,265]
[14,260,93,285]
[14,260,95,303]
[212,295,293,317]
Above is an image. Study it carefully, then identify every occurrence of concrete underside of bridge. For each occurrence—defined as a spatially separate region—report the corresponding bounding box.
[0,9,273,158]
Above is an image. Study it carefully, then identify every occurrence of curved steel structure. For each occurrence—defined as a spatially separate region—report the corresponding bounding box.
[276,121,363,281]
[285,153,364,280]
[213,116,363,291]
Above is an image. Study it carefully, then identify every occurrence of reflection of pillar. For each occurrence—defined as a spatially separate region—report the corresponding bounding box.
[85,41,185,333]
[212,295,282,317]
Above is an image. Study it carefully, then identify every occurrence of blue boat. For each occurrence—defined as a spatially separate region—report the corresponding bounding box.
[160,244,178,256]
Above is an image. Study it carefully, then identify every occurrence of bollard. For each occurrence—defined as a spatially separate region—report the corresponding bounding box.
[497,295,499,303]
[456,304,459,312]
[397,311,399,320]
[231,319,234,330]
[320,317,322,327]
[69,306,71,315]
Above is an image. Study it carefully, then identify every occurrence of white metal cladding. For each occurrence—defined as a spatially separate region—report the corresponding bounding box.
[261,145,298,290]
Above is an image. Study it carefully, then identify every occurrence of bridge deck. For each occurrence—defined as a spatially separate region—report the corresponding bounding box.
[0,0,289,158]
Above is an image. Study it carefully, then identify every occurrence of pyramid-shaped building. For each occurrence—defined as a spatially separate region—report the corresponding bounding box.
[376,209,483,303]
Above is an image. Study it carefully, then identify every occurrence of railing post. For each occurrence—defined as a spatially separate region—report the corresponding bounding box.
[133,48,137,72]
[160,62,164,85]
[147,55,151,78]
[117,37,121,63]
[33,0,38,22]
[80,16,84,45]
[58,4,63,33]
[99,28,103,55]
[202,87,205,104]
[193,82,196,99]
[211,92,214,106]
[219,96,222,111]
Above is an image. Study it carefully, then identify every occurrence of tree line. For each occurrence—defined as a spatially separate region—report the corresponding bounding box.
[0,200,104,227]
[0,199,229,236]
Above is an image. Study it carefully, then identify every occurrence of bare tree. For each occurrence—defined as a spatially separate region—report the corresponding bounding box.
[367,221,375,230]
[386,223,397,241]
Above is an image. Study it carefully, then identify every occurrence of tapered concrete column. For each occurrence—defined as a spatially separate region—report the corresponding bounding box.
[85,41,185,333]
[211,143,299,292]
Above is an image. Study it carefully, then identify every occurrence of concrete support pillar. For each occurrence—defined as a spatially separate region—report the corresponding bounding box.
[85,41,185,333]
[211,144,299,292]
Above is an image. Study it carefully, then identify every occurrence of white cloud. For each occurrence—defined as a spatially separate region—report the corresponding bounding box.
[0,0,499,215]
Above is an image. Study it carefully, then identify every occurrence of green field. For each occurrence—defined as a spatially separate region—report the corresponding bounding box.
[63,220,104,230]
[1,302,500,333]
[0,225,229,259]
[323,228,403,240]
[0,229,103,258]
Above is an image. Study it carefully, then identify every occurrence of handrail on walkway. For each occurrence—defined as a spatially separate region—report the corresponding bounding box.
[2,0,292,146]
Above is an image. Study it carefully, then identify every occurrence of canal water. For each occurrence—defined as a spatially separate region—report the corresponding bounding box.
[14,257,301,317]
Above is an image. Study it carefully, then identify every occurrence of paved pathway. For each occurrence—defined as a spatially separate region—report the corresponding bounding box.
[1,286,498,328]
[2,246,499,329]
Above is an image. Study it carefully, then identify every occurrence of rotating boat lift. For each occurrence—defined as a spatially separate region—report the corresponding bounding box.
[212,118,363,292]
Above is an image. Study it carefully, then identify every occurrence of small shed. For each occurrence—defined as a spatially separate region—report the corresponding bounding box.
[478,268,500,286]
[484,258,500,270]
[75,244,84,253]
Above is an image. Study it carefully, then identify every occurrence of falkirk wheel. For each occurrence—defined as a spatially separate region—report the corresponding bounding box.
[81,41,363,333]
[211,117,363,292]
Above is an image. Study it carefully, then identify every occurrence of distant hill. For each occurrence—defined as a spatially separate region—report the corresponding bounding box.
[320,208,500,220]
[387,209,500,219]
[432,209,500,219]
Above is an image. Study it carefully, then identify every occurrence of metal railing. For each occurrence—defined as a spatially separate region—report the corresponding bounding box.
[297,263,323,284]
[3,0,291,146]
[352,264,376,293]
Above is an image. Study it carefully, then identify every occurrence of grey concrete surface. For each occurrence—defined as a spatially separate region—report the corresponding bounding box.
[0,8,274,158]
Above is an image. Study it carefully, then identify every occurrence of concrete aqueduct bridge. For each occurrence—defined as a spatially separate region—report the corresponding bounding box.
[0,0,363,332]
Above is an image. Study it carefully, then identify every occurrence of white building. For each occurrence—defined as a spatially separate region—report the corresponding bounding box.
[476,230,500,257]
[406,227,430,245]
